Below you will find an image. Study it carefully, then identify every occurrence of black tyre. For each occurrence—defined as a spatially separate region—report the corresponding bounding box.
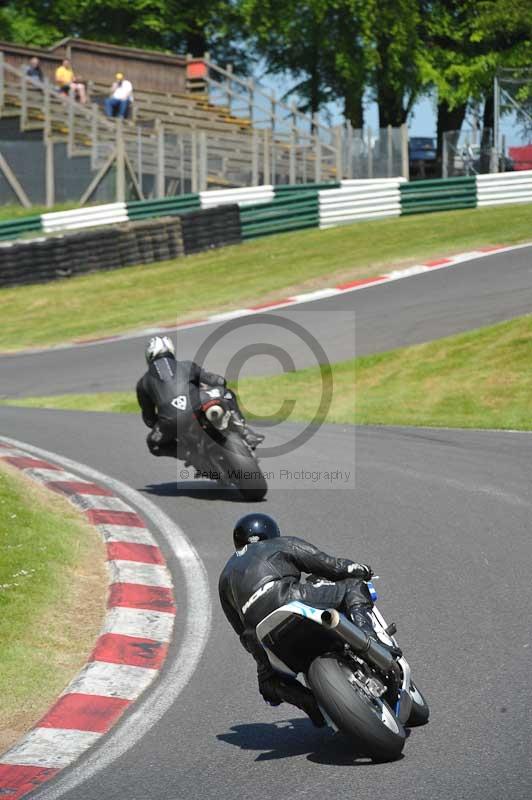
[220,432,268,501]
[307,655,405,762]
[406,681,430,727]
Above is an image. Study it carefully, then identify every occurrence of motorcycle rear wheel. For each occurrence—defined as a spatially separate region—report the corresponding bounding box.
[307,655,405,761]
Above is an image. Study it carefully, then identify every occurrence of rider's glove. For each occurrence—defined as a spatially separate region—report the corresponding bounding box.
[347,562,374,580]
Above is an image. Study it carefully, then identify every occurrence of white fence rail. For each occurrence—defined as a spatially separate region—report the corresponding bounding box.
[200,186,274,208]
[41,202,128,233]
[476,170,532,207]
[319,179,404,229]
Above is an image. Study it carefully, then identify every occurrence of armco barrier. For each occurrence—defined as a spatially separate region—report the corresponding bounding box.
[180,204,242,255]
[41,203,128,233]
[274,181,340,195]
[0,215,42,241]
[127,194,201,221]
[476,170,532,207]
[400,176,476,215]
[200,186,274,208]
[319,179,403,229]
[240,192,319,239]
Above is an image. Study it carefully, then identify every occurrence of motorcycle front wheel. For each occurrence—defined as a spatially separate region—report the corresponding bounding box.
[307,655,405,762]
[218,432,267,502]
[406,681,430,727]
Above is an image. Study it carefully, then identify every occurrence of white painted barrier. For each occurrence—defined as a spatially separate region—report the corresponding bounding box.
[200,186,274,208]
[319,179,403,229]
[476,170,532,207]
[42,202,128,233]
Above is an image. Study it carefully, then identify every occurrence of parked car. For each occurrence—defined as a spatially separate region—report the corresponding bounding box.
[409,136,437,178]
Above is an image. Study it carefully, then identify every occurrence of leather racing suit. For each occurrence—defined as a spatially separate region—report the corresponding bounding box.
[218,536,374,725]
[136,355,226,457]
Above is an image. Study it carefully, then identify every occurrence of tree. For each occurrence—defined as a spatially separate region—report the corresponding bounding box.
[370,0,425,128]
[421,0,532,172]
[0,0,250,70]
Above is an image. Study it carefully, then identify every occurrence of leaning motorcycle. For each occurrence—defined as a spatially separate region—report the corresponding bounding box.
[256,580,429,761]
[177,387,268,502]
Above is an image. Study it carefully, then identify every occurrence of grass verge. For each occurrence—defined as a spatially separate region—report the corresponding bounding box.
[0,203,531,352]
[0,462,107,754]
[0,202,86,222]
[6,315,531,431]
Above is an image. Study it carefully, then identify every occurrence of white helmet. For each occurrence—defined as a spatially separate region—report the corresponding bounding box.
[145,335,175,364]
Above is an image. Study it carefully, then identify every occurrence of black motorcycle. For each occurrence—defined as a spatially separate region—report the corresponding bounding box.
[177,387,267,502]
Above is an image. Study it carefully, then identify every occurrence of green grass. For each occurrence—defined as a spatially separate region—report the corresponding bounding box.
[0,463,106,751]
[0,202,80,222]
[7,314,532,431]
[0,203,531,352]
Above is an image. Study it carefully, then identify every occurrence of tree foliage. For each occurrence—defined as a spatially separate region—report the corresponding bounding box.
[0,0,530,138]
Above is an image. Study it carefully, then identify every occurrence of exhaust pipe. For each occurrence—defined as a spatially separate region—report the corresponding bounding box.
[321,609,396,674]
[205,404,224,427]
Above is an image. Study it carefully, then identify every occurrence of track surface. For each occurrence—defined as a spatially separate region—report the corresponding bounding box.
[1,245,532,398]
[1,246,531,799]
[0,408,530,800]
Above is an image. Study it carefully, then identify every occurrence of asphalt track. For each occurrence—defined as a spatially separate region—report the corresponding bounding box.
[1,246,531,799]
[1,244,532,398]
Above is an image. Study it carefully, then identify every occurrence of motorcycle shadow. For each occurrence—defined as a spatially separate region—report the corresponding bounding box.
[217,718,387,765]
[143,480,250,502]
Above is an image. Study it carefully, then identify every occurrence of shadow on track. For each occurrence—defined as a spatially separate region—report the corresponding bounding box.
[142,480,251,503]
[217,719,388,765]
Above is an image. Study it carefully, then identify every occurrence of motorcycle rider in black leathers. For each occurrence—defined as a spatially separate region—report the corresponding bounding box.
[218,513,380,727]
[136,335,264,457]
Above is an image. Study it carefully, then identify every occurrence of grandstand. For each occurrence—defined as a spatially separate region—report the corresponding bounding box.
[0,39,407,206]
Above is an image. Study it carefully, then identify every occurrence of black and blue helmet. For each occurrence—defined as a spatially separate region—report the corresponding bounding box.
[233,513,281,550]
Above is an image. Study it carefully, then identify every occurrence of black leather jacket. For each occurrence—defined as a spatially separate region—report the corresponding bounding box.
[136,356,225,427]
[219,536,358,643]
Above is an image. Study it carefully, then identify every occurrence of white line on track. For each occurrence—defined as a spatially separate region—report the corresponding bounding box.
[0,435,212,800]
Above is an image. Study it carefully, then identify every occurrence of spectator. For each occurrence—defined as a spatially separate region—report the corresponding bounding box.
[104,72,133,118]
[26,56,43,83]
[54,58,87,104]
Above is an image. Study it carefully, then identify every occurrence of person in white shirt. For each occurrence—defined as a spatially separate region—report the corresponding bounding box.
[104,72,133,118]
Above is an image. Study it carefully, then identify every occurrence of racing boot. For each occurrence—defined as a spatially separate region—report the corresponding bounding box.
[277,679,327,728]
[230,410,265,448]
[348,603,402,659]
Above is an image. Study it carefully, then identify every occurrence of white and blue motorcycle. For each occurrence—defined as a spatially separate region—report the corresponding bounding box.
[256,580,429,761]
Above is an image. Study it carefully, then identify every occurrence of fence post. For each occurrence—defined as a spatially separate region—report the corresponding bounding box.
[0,52,4,111]
[313,114,321,183]
[387,124,393,177]
[115,117,126,202]
[199,130,207,191]
[367,127,373,178]
[442,134,448,178]
[401,123,409,180]
[248,78,254,125]
[191,129,198,192]
[347,122,353,179]
[156,119,165,197]
[225,63,233,113]
[90,103,99,169]
[67,97,74,157]
[136,126,143,187]
[263,128,271,185]
[335,126,343,179]
[251,128,259,185]
[21,69,28,130]
[44,85,54,207]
